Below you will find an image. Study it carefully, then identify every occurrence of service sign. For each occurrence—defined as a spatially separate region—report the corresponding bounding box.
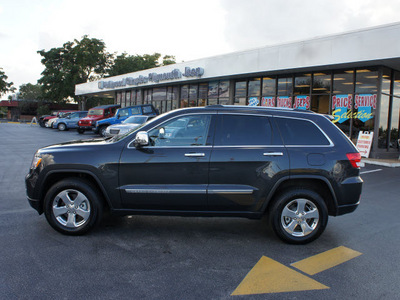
[356,131,374,158]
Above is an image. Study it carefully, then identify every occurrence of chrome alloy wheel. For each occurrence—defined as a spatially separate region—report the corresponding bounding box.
[281,198,319,237]
[52,189,91,228]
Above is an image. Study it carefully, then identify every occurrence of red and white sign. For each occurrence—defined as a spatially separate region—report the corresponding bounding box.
[293,96,310,109]
[356,131,374,158]
[277,96,292,108]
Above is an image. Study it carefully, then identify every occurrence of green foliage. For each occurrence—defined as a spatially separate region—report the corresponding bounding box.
[86,96,114,109]
[19,83,43,100]
[37,35,112,103]
[0,67,16,97]
[37,104,51,116]
[106,52,176,77]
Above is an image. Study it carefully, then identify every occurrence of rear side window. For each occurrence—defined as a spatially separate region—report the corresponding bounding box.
[274,117,331,146]
[142,106,154,114]
[214,114,272,146]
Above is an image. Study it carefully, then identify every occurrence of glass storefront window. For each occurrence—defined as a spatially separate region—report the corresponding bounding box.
[199,83,208,106]
[189,84,198,107]
[382,68,391,94]
[235,81,247,98]
[219,81,229,98]
[390,96,400,150]
[262,77,276,95]
[313,72,331,94]
[355,69,378,94]
[234,98,246,105]
[294,74,311,95]
[331,93,352,137]
[209,81,219,99]
[352,93,376,143]
[248,78,261,97]
[121,92,126,107]
[153,87,167,101]
[333,70,354,94]
[180,85,189,107]
[131,90,136,105]
[378,94,390,149]
[311,95,329,114]
[116,92,121,105]
[278,77,292,96]
[394,71,400,96]
[136,90,142,105]
[126,91,131,106]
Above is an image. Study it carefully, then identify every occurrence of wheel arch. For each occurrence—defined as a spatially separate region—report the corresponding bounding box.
[37,170,113,214]
[264,176,338,216]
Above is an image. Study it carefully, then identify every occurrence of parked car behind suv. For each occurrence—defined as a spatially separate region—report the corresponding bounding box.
[26,105,363,244]
[94,104,158,136]
[52,111,88,131]
[77,104,120,134]
[104,115,155,137]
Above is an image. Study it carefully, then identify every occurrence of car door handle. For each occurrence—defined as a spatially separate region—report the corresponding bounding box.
[263,152,284,156]
[185,153,205,157]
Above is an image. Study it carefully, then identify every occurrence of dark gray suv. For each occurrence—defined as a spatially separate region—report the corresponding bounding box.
[26,105,363,244]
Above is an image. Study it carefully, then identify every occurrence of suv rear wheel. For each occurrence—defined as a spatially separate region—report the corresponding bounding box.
[44,178,103,235]
[269,189,328,244]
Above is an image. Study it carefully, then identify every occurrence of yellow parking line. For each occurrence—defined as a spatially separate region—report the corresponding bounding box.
[291,246,362,275]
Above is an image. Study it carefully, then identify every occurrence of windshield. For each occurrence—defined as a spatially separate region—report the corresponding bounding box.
[123,116,148,124]
[88,109,103,116]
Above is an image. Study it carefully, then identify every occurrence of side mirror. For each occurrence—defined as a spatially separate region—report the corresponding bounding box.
[133,131,149,147]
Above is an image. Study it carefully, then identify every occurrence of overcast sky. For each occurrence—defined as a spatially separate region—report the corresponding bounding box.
[1,0,400,99]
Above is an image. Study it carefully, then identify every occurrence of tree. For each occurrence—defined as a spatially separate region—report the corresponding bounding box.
[37,35,112,105]
[106,52,176,77]
[18,83,43,100]
[0,67,16,97]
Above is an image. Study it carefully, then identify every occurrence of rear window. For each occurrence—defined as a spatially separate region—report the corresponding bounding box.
[274,117,331,146]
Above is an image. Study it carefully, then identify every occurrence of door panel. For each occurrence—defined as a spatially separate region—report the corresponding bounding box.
[119,114,214,210]
[208,114,289,212]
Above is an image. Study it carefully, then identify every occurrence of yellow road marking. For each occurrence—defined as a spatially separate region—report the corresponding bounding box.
[291,246,362,275]
[231,256,329,296]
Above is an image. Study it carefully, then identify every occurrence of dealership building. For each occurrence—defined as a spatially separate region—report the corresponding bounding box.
[75,23,400,159]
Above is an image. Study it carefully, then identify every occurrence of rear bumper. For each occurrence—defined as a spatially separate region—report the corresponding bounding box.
[336,201,359,215]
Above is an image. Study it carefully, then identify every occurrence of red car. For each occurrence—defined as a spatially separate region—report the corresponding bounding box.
[77,104,120,134]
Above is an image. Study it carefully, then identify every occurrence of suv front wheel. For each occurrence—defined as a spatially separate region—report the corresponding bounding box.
[269,189,328,244]
[44,178,103,235]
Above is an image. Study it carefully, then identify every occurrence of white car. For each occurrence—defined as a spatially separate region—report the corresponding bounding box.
[104,115,154,137]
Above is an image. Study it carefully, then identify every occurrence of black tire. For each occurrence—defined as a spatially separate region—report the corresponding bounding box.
[77,128,85,134]
[269,189,328,244]
[99,126,107,137]
[44,178,103,235]
[58,123,67,131]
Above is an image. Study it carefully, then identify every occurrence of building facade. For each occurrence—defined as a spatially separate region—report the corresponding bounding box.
[76,23,400,158]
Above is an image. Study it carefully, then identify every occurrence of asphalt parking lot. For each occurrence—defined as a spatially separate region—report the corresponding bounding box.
[1,122,400,299]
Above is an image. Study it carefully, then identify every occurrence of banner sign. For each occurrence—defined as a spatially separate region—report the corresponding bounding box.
[261,97,276,107]
[248,97,260,106]
[354,94,376,122]
[332,94,352,124]
[294,95,310,110]
[356,131,374,158]
[277,96,292,108]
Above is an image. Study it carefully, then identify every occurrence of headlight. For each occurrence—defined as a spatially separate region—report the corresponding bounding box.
[30,152,42,170]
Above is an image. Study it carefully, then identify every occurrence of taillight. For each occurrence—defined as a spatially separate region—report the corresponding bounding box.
[346,152,362,169]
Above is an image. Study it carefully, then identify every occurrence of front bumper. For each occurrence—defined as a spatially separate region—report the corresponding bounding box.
[27,196,43,214]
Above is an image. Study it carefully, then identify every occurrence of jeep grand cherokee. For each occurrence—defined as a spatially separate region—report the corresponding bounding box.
[26,105,363,244]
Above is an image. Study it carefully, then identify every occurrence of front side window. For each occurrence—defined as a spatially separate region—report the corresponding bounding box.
[148,114,212,147]
[214,114,272,146]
